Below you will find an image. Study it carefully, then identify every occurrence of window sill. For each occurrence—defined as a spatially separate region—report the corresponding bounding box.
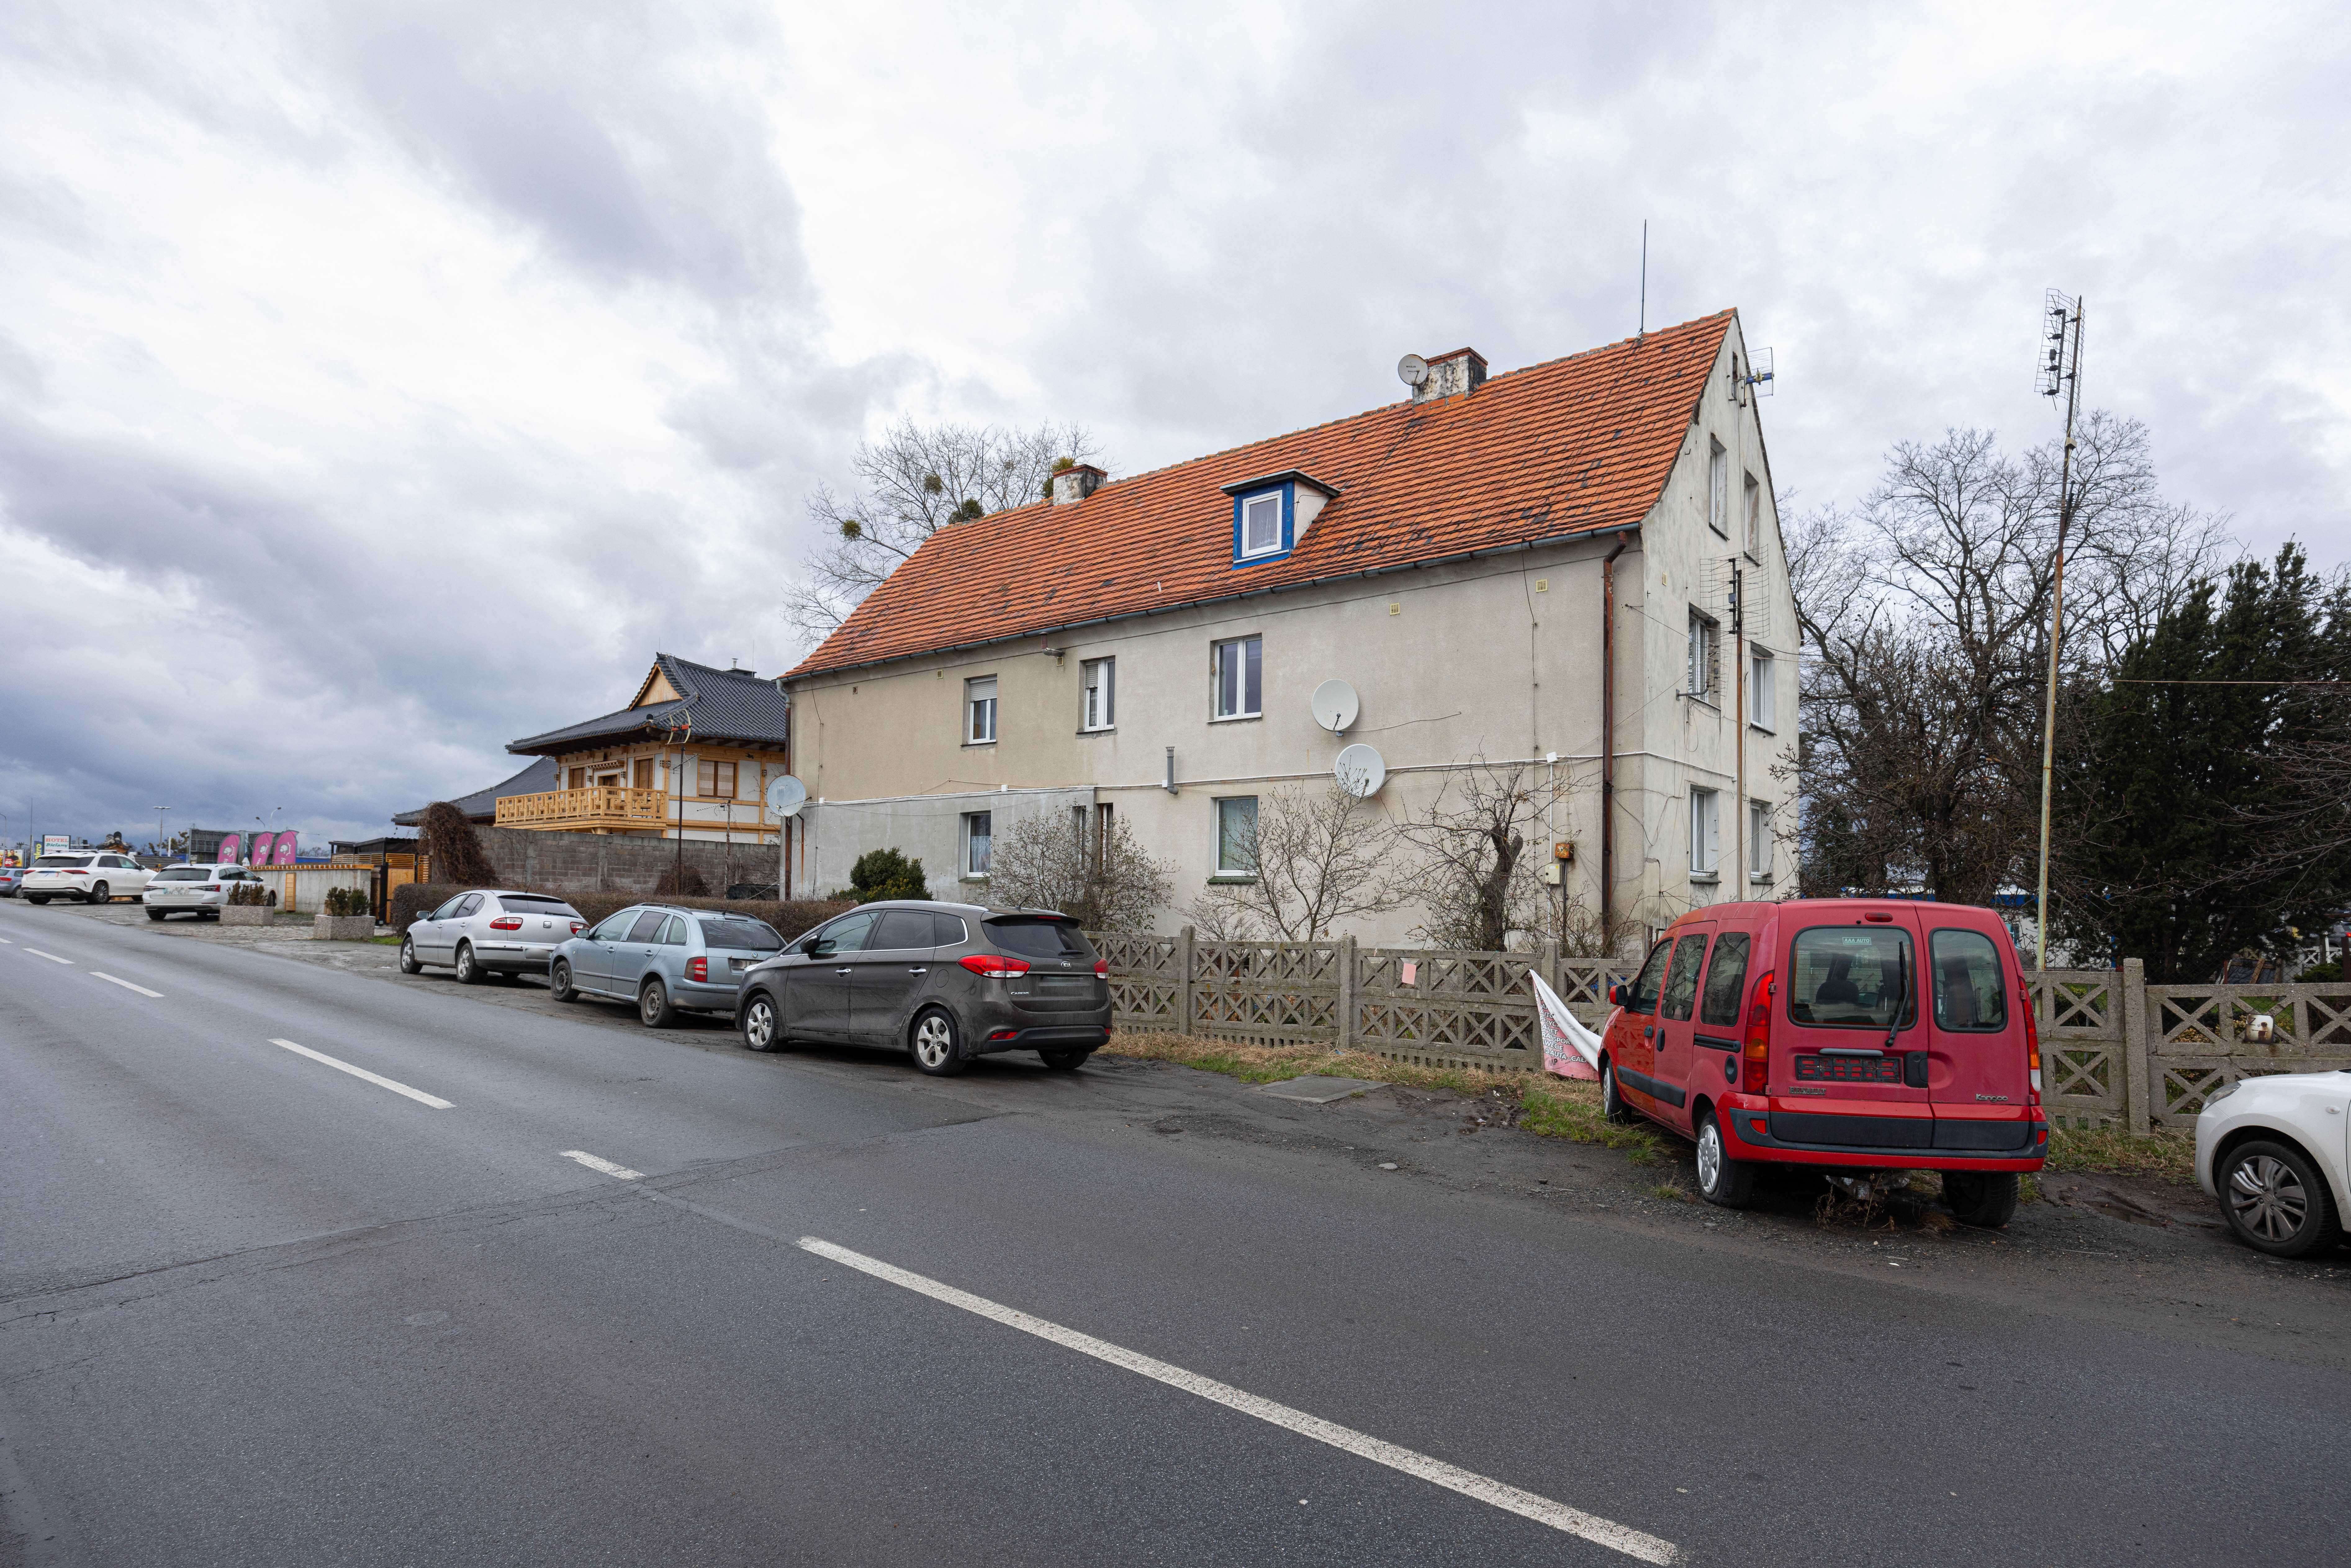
[961,740,998,749]
[1690,872,1721,885]
[960,874,990,884]
[1076,726,1115,737]
[1206,874,1257,885]
[1208,713,1262,725]
[1679,693,1720,711]
[1748,722,1776,737]
[1749,873,1774,885]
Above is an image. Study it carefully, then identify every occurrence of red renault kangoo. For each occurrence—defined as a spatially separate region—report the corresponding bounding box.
[1597,898,2047,1226]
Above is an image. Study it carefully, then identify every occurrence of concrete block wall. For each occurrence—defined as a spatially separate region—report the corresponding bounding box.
[471,826,774,895]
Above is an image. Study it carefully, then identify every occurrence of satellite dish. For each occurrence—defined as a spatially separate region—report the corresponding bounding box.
[1335,743,1386,798]
[1396,353,1429,389]
[1310,678,1360,734]
[765,775,809,818]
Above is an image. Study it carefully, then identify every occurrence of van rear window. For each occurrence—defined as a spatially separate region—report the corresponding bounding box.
[1788,927,1915,1029]
[986,918,1094,960]
[34,856,92,868]
[1930,929,2008,1032]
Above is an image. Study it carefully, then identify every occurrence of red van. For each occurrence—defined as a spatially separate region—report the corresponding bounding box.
[1597,898,2047,1226]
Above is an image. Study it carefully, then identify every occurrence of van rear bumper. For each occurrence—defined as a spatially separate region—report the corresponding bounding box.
[1721,1103,2047,1170]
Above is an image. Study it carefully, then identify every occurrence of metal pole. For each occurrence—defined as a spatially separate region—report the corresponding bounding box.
[1732,560,1745,899]
[2034,298,2085,971]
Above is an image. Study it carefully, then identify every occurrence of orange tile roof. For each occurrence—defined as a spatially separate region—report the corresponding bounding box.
[787,309,1735,679]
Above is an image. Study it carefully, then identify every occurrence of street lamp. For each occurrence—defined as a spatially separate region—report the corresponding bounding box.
[154,805,171,862]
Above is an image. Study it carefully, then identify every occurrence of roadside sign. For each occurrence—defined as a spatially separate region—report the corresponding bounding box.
[41,834,69,856]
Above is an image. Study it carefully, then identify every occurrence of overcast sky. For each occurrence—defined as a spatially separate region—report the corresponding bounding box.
[2,0,2343,852]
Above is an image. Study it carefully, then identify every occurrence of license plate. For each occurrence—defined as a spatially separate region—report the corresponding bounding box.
[1794,1054,1899,1084]
[1036,976,1089,993]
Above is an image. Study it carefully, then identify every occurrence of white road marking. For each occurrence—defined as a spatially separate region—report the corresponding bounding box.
[268,1039,454,1109]
[795,1236,1678,1564]
[91,972,164,998]
[22,948,73,964]
[560,1150,645,1180]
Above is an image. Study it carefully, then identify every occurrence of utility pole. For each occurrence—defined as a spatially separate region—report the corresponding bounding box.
[2033,293,2085,971]
[154,805,171,863]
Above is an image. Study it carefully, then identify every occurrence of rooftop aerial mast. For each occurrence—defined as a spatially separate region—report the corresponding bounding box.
[2033,289,2085,972]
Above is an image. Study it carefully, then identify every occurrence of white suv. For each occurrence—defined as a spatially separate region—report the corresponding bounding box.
[143,864,267,921]
[21,853,155,905]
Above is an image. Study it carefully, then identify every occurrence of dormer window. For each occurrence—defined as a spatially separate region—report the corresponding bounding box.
[1221,469,1339,569]
[1240,492,1283,558]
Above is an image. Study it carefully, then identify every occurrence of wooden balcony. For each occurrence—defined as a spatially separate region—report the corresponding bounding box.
[495,786,669,831]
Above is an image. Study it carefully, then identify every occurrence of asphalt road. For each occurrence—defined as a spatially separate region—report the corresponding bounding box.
[1,899,2344,1567]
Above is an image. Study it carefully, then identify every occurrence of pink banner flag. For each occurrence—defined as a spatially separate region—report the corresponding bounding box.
[272,831,298,866]
[219,832,243,865]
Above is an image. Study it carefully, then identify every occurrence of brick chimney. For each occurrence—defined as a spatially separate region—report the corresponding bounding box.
[1051,463,1107,505]
[1409,348,1487,403]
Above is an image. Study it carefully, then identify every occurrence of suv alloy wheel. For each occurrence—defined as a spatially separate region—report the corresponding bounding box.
[909,1008,966,1076]
[88,882,109,904]
[741,994,780,1052]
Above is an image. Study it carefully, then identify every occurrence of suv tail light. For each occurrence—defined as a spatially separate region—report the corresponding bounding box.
[2024,999,2043,1104]
[1740,971,1775,1094]
[489,916,523,930]
[959,954,1031,980]
[687,957,707,983]
[1094,959,1108,978]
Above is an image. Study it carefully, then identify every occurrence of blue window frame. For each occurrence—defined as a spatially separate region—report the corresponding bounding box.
[1232,484,1292,565]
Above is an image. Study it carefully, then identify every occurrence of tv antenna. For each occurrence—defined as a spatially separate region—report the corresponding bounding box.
[1637,220,1648,338]
[1744,346,1774,399]
[2031,289,2085,972]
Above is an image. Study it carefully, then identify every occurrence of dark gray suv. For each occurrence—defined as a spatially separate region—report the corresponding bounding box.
[734,900,1110,1075]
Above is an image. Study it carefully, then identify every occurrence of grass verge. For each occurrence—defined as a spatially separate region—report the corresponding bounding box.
[2043,1124,2195,1182]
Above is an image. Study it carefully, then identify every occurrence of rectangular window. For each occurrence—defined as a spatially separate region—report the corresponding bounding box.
[1240,492,1283,557]
[1213,636,1262,719]
[633,758,654,790]
[1080,657,1114,730]
[1788,926,1915,1030]
[1749,800,1773,879]
[1749,647,1776,730]
[1708,438,1729,536]
[1659,934,1709,1022]
[1687,612,1719,701]
[965,676,998,744]
[964,811,992,876]
[1698,932,1753,1026]
[1743,472,1762,556]
[1690,787,1720,876]
[697,760,737,798]
[1930,929,2009,1032]
[1215,796,1258,875]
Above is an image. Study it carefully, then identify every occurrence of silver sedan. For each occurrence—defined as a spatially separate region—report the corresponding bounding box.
[401,890,584,983]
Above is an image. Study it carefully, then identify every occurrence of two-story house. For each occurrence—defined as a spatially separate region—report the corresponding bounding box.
[780,310,1797,951]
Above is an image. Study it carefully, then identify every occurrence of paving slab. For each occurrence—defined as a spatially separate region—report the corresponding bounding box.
[1256,1075,1388,1104]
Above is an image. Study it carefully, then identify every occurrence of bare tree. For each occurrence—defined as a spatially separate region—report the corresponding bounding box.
[417,802,499,886]
[785,418,1099,643]
[1187,786,1403,942]
[1393,762,1564,951]
[985,809,1172,932]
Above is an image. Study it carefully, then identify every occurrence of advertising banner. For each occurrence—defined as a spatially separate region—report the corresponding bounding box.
[42,834,70,857]
[272,831,298,866]
[218,832,243,866]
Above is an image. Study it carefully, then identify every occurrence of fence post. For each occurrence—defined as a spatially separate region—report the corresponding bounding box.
[1179,925,1197,1037]
[1338,935,1357,1052]
[1537,937,1560,1001]
[2122,957,2151,1135]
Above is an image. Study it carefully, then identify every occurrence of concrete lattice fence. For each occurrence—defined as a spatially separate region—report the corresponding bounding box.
[1095,930,2351,1136]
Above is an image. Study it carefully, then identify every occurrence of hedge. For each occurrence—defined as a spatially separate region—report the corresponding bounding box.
[389,882,851,943]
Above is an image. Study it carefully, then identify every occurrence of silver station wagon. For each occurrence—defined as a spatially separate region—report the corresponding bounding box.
[549,905,786,1027]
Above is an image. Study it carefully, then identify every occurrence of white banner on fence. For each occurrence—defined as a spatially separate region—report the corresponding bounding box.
[1528,970,1603,1080]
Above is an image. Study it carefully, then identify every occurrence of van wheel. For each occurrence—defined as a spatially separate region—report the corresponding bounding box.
[1942,1172,2021,1229]
[1601,1058,1637,1124]
[2218,1141,2341,1258]
[740,993,781,1052]
[453,942,483,984]
[548,960,577,1002]
[1694,1113,1758,1208]
[639,978,677,1029]
[910,1008,967,1076]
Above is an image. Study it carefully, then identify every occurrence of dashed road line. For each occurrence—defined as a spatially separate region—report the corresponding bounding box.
[91,972,164,998]
[560,1150,645,1180]
[22,948,73,964]
[268,1039,454,1109]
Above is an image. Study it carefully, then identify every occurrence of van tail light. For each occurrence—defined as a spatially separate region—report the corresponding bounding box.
[1741,971,1775,1094]
[959,954,1031,980]
[2024,1000,2043,1104]
[489,916,523,930]
[1094,959,1108,978]
[688,957,708,983]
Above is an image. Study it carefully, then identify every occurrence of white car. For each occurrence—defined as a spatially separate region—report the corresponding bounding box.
[21,852,155,905]
[2195,1069,2351,1258]
[143,864,268,921]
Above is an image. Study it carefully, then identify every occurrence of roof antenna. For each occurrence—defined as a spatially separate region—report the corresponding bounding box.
[1638,220,1648,340]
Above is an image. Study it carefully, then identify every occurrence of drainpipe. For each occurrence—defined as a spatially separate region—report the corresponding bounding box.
[1601,537,1630,950]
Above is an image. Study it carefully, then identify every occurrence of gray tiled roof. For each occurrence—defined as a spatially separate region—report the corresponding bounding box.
[506,654,792,755]
[393,755,561,826]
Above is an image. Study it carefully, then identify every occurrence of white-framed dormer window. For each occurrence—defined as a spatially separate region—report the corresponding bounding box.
[1240,491,1283,558]
[1708,438,1730,536]
[1213,635,1262,719]
[1080,657,1114,731]
[1749,800,1773,882]
[1690,787,1720,879]
[965,676,997,744]
[1686,611,1719,703]
[1743,471,1762,557]
[1749,647,1776,731]
[963,811,992,877]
